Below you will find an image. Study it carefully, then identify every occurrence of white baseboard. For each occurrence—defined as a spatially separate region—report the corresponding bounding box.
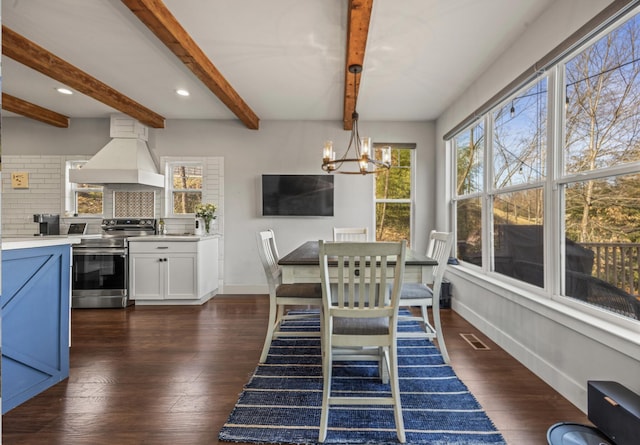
[452,299,587,412]
[222,284,268,294]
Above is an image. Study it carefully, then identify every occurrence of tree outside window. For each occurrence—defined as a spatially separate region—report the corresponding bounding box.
[375,145,413,245]
[68,161,103,215]
[169,163,203,215]
[450,8,640,322]
[455,123,484,267]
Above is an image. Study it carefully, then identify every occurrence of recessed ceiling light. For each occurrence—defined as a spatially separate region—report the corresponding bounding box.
[56,87,73,95]
[176,89,190,97]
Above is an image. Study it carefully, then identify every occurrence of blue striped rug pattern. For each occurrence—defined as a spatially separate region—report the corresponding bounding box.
[219,310,506,445]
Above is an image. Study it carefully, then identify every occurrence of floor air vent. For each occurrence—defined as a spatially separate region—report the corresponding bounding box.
[460,333,490,350]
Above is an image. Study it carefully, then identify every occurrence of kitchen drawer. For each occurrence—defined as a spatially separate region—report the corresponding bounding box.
[128,241,198,254]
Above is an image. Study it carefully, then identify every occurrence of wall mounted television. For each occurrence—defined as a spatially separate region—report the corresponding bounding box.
[262,174,334,217]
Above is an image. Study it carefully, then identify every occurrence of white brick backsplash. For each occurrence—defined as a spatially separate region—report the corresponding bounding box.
[3,155,224,238]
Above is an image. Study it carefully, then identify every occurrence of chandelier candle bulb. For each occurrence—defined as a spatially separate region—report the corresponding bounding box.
[323,141,334,161]
[323,141,336,171]
[360,137,371,157]
[382,146,392,164]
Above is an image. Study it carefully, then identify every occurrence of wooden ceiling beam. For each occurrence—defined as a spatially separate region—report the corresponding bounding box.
[343,0,373,131]
[1,26,166,129]
[122,0,260,130]
[2,93,69,128]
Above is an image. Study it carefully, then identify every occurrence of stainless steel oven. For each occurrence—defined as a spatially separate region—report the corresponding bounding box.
[72,218,156,308]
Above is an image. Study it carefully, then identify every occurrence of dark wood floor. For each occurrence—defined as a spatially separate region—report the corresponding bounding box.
[2,295,589,444]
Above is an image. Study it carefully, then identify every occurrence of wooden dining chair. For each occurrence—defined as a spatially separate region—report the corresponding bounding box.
[255,229,322,363]
[399,230,453,363]
[318,240,407,443]
[332,227,368,241]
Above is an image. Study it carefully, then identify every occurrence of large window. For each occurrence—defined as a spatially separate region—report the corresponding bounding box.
[561,13,640,320]
[451,8,640,323]
[375,145,413,244]
[66,160,103,216]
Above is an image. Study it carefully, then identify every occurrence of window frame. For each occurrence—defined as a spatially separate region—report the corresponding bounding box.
[373,144,415,246]
[165,160,204,218]
[449,6,640,330]
[65,160,104,217]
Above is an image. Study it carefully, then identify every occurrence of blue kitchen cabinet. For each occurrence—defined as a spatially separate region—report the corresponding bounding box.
[1,243,71,414]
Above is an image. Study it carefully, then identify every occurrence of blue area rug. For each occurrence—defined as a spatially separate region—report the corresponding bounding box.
[219,310,506,445]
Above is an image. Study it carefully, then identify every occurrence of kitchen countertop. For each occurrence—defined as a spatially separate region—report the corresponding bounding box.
[1,236,82,250]
[1,234,221,250]
[127,234,221,242]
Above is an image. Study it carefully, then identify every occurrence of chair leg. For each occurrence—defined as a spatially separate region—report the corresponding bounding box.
[379,346,389,384]
[420,304,429,327]
[432,305,450,363]
[318,336,332,442]
[389,342,406,443]
[259,300,279,363]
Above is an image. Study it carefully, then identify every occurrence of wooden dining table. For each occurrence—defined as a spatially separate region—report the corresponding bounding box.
[278,240,438,284]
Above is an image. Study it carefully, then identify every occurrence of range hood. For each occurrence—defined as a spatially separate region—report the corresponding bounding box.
[69,115,164,188]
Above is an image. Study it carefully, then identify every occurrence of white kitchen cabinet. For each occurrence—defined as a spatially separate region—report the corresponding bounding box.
[129,236,219,305]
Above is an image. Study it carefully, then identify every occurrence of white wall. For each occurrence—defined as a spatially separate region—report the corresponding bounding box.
[1,117,435,293]
[435,0,640,412]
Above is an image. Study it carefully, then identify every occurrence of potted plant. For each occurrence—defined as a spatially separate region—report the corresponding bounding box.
[194,203,217,234]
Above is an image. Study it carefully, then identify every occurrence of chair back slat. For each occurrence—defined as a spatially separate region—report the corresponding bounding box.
[426,230,454,294]
[333,227,368,241]
[256,230,282,290]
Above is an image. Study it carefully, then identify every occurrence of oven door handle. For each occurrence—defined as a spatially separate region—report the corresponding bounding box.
[73,248,126,256]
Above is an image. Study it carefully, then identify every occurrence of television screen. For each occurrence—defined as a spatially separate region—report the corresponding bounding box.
[262,175,334,216]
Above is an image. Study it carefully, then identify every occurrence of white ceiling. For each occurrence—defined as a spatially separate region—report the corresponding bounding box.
[1,0,556,125]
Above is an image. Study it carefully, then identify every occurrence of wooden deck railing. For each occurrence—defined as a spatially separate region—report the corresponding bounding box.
[580,242,640,296]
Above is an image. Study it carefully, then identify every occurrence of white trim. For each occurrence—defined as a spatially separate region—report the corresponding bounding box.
[223,284,268,295]
[447,265,640,352]
[447,265,640,411]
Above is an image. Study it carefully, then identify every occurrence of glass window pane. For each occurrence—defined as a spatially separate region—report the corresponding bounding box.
[456,198,482,266]
[565,14,640,174]
[375,148,411,200]
[493,189,544,287]
[173,192,202,214]
[76,191,103,214]
[455,123,484,196]
[564,174,640,320]
[375,147,412,243]
[69,160,103,214]
[493,78,547,188]
[376,202,410,244]
[172,165,203,190]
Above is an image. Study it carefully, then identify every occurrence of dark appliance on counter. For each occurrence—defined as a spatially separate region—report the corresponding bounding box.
[67,222,87,235]
[72,218,156,309]
[33,213,60,236]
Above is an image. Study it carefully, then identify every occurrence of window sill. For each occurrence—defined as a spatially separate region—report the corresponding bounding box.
[446,264,640,357]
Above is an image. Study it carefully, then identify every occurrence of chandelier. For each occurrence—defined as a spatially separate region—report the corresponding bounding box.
[321,64,391,175]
